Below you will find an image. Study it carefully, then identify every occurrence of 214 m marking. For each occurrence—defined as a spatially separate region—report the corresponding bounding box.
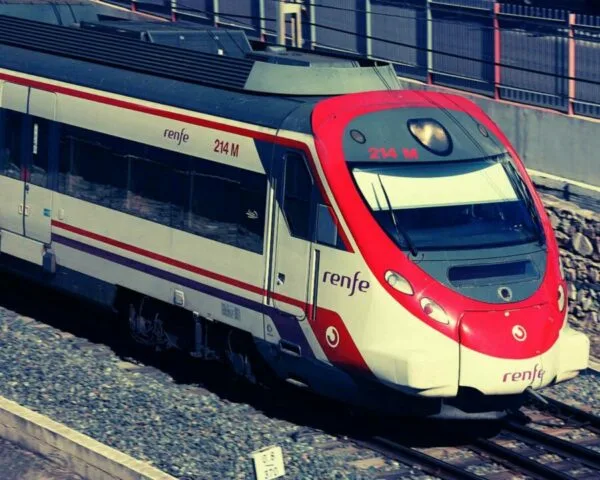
[368,147,398,160]
[214,139,240,157]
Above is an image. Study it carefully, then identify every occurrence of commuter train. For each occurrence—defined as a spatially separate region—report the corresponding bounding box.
[0,13,589,419]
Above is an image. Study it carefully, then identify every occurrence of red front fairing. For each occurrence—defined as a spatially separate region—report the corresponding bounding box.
[311,90,564,359]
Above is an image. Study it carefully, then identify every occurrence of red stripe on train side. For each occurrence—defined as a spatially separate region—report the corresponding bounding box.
[52,219,267,293]
[52,220,308,308]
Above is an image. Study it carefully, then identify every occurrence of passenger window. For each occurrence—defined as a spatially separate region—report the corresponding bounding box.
[189,170,241,243]
[170,167,190,230]
[59,126,128,210]
[0,109,23,180]
[188,161,266,253]
[55,123,267,253]
[30,119,49,187]
[127,157,172,225]
[283,153,312,240]
[239,170,267,244]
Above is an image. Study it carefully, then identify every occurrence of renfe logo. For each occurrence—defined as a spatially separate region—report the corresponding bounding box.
[325,326,340,348]
[322,271,370,296]
[502,364,545,383]
[164,128,190,146]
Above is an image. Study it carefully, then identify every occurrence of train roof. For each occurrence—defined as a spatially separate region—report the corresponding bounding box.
[0,0,141,24]
[0,7,400,134]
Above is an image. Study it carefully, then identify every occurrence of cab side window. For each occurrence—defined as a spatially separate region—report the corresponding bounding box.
[283,153,312,240]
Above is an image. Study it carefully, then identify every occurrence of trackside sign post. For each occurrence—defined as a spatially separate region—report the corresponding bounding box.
[252,445,285,480]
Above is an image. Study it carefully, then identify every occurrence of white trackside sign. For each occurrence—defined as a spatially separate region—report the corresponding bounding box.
[252,445,285,480]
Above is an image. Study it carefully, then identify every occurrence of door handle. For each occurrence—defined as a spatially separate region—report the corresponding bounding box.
[24,206,30,217]
[276,272,286,286]
[18,204,23,215]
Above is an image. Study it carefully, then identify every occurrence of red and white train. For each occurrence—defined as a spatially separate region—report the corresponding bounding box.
[0,13,589,418]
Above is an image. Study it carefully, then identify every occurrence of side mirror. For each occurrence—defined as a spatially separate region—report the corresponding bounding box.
[315,203,338,247]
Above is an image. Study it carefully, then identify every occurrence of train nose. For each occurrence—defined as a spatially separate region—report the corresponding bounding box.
[460,304,559,360]
[458,304,589,394]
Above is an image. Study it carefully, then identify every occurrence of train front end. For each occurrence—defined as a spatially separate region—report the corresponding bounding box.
[311,91,590,417]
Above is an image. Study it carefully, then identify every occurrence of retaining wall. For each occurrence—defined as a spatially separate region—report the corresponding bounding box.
[541,193,599,360]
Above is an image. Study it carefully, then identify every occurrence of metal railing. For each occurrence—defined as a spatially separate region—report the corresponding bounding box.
[106,1,600,119]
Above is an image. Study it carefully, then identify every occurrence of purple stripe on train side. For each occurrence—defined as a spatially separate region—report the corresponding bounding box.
[52,233,316,359]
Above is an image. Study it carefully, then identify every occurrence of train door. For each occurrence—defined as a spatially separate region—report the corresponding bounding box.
[266,147,340,360]
[23,89,56,244]
[268,150,314,320]
[0,81,28,236]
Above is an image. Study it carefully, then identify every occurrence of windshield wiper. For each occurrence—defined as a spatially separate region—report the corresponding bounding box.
[376,174,418,257]
[501,160,546,247]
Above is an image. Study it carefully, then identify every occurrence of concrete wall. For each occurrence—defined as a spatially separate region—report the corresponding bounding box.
[397,79,600,188]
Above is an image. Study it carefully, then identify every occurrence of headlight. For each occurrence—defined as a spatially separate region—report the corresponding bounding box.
[557,284,566,312]
[407,119,452,156]
[384,270,413,295]
[420,297,449,324]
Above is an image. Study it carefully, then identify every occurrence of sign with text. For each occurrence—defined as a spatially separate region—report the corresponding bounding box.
[252,445,285,480]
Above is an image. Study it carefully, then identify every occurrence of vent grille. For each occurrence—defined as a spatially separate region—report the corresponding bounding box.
[0,14,254,90]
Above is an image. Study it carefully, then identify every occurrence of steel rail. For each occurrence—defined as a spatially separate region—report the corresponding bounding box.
[473,437,576,480]
[538,394,600,430]
[505,421,600,470]
[353,437,482,480]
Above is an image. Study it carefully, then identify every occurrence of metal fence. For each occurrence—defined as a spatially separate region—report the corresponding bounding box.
[109,0,600,119]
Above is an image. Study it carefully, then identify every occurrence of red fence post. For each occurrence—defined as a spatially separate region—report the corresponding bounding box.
[568,13,576,116]
[494,2,501,100]
[171,1,177,22]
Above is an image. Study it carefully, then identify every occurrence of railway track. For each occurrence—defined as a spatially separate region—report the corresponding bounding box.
[352,391,600,480]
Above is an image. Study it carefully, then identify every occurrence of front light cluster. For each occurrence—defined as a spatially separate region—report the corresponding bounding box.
[420,297,449,325]
[384,270,449,325]
[384,270,413,295]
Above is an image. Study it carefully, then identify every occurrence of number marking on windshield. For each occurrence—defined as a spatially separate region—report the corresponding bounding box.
[368,147,398,160]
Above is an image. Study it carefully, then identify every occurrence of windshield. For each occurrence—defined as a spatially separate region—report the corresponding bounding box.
[352,157,540,251]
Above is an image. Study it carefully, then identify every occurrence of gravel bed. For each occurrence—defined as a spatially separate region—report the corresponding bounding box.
[0,301,597,480]
[0,307,427,480]
[540,369,600,416]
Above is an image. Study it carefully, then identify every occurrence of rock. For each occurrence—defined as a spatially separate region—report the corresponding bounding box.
[558,219,571,233]
[561,255,573,268]
[584,311,598,325]
[590,268,600,284]
[567,283,577,302]
[571,232,594,257]
[570,216,584,229]
[555,231,570,247]
[564,268,577,282]
[548,211,560,229]
[581,295,594,312]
